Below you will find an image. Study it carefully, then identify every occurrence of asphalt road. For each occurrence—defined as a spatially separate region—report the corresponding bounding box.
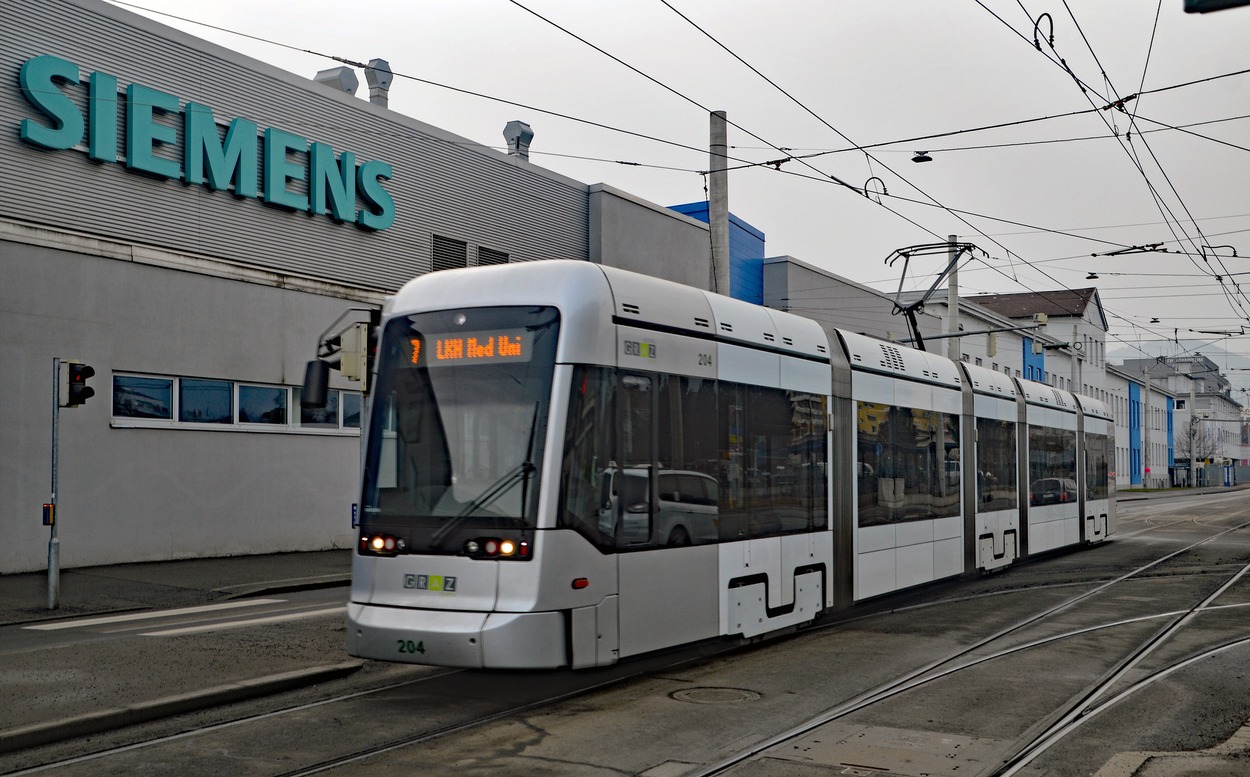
[4,491,1250,776]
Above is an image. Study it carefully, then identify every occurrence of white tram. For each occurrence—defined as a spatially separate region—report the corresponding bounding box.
[343,261,1115,669]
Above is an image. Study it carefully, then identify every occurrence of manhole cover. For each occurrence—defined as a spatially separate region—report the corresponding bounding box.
[670,687,761,704]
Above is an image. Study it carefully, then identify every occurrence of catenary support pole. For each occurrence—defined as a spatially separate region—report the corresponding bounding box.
[946,235,960,362]
[709,111,730,296]
[1189,382,1198,488]
[1142,364,1150,488]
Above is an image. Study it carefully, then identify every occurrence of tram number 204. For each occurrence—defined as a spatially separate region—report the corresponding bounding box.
[397,639,426,655]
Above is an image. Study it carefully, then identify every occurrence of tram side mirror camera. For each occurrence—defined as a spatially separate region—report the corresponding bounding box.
[302,360,330,409]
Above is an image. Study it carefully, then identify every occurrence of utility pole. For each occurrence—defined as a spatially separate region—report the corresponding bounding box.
[1071,325,1081,394]
[946,235,959,363]
[1189,381,1198,488]
[709,111,730,296]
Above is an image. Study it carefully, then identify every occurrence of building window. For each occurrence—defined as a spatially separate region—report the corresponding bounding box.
[113,374,361,433]
[478,246,509,266]
[238,385,287,424]
[432,235,468,272]
[343,392,363,428]
[975,357,983,367]
[113,375,173,419]
[298,388,340,429]
[179,378,232,424]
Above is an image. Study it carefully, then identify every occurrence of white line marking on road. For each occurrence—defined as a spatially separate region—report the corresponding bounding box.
[140,606,345,636]
[23,599,287,631]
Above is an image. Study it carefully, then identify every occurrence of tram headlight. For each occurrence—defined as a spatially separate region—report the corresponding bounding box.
[360,533,404,557]
[463,537,531,560]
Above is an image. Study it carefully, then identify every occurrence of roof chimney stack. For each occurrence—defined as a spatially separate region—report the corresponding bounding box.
[503,120,534,162]
[313,66,359,95]
[364,59,393,108]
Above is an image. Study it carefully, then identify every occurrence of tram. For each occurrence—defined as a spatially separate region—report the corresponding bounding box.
[338,260,1115,669]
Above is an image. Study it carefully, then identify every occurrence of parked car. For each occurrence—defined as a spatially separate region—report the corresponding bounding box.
[1030,477,1076,506]
[598,467,719,547]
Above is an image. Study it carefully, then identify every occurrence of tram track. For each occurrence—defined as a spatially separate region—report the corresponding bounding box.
[686,515,1250,777]
[2,635,715,776]
[10,503,1250,776]
[995,553,1250,776]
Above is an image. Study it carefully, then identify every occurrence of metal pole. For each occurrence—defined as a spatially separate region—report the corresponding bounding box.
[946,235,959,363]
[49,357,60,610]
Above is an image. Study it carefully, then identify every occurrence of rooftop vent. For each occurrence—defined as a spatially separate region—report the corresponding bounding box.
[364,58,393,108]
[504,120,534,161]
[313,66,359,95]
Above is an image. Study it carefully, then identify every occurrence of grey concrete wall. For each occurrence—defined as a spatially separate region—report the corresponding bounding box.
[589,184,711,289]
[1,237,363,572]
[0,0,736,574]
[763,256,918,341]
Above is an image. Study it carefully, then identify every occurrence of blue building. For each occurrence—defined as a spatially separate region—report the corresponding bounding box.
[668,201,765,305]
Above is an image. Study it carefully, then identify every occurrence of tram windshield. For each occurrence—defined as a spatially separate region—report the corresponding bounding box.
[360,305,559,553]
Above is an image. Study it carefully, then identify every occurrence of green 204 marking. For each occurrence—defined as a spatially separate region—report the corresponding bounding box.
[397,639,425,655]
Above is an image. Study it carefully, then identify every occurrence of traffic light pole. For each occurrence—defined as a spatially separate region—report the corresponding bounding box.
[49,357,60,609]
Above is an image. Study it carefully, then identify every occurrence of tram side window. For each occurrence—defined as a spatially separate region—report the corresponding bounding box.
[975,418,1018,511]
[655,375,722,547]
[719,385,828,540]
[857,401,961,528]
[1085,432,1110,500]
[559,366,617,548]
[559,365,828,551]
[1028,425,1078,506]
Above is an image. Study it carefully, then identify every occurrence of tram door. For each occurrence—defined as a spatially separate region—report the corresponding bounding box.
[613,373,720,658]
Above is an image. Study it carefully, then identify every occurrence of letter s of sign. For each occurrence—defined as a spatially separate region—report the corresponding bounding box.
[19,55,84,150]
[356,159,395,231]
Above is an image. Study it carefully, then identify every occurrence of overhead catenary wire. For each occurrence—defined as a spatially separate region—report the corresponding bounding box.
[108,0,1250,365]
[653,0,1214,365]
[992,0,1250,324]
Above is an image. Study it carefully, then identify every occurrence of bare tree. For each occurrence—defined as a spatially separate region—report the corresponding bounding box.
[1176,421,1219,461]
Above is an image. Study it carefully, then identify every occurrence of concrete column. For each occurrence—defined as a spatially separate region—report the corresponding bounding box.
[946,235,959,362]
[709,111,730,295]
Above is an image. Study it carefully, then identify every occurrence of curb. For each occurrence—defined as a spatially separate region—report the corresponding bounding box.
[214,574,352,599]
[0,660,363,754]
[1117,486,1250,503]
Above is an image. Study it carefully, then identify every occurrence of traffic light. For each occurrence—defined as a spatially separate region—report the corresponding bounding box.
[61,362,95,407]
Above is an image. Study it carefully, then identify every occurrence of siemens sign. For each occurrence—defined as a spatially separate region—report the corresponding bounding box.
[18,55,395,231]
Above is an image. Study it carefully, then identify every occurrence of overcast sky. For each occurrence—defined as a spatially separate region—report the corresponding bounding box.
[109,0,1250,386]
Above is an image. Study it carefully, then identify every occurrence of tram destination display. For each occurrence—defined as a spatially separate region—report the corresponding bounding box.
[409,328,532,367]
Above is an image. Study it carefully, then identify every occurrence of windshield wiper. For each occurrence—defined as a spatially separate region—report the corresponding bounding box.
[429,403,539,549]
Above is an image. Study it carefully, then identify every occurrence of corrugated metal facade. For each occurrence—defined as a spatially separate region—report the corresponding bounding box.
[1,0,589,292]
[1,0,723,573]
